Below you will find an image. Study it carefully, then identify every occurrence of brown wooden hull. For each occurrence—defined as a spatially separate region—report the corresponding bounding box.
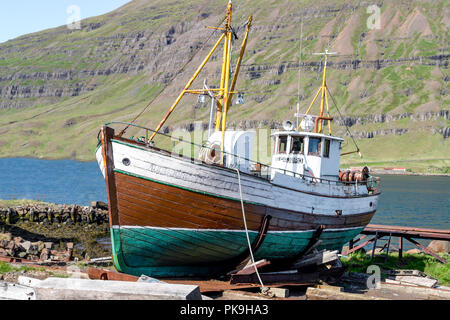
[115,170,375,232]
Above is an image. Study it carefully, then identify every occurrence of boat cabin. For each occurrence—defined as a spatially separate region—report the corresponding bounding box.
[271,131,343,181]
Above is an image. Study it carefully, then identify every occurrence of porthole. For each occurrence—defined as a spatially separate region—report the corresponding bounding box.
[369,202,373,207]
[122,158,131,166]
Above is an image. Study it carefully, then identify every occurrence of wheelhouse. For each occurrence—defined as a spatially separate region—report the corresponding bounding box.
[271,131,343,181]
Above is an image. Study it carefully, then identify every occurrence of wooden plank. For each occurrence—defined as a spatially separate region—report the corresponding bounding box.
[0,282,36,300]
[367,224,450,235]
[101,126,119,227]
[347,237,377,254]
[17,276,202,300]
[379,282,450,299]
[116,173,264,224]
[235,260,271,275]
[405,237,448,264]
[292,250,338,268]
[363,225,450,241]
[230,271,319,285]
[306,287,386,300]
[116,178,260,228]
[394,276,438,288]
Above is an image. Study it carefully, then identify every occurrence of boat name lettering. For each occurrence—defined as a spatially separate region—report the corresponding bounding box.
[274,155,304,163]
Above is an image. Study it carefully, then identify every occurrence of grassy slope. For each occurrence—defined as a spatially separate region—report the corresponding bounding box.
[0,0,448,170]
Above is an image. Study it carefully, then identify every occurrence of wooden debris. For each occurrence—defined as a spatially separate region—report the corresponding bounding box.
[315,284,343,292]
[385,269,426,277]
[230,270,318,285]
[267,287,289,298]
[306,287,386,300]
[292,250,339,269]
[394,276,438,288]
[379,282,450,299]
[235,259,270,275]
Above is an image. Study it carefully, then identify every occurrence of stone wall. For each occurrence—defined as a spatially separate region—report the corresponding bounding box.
[0,201,109,226]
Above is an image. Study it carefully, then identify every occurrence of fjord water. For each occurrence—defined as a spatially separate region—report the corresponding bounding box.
[370,174,449,229]
[0,159,448,230]
[0,158,106,206]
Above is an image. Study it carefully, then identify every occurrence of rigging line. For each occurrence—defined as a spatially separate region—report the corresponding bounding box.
[297,17,304,103]
[235,168,266,290]
[326,86,363,158]
[118,15,227,137]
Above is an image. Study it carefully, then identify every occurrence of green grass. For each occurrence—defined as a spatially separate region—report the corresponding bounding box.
[0,199,53,208]
[342,251,450,286]
[0,261,46,274]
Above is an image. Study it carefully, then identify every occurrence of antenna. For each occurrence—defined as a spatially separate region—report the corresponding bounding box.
[296,18,304,129]
[313,49,337,67]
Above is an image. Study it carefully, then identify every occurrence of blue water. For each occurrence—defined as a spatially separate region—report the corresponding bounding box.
[372,175,449,230]
[0,159,448,231]
[0,158,106,206]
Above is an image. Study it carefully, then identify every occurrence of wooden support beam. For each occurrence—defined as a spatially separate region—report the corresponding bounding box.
[398,237,403,260]
[371,231,379,261]
[405,237,447,264]
[347,236,377,255]
[230,271,319,285]
[235,260,271,275]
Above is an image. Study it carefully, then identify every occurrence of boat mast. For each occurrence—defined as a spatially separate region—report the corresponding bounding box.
[298,49,336,134]
[148,1,252,162]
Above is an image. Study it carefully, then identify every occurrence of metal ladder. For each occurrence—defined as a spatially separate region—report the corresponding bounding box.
[371,231,393,263]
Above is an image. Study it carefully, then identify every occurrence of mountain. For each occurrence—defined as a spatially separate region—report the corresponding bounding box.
[0,0,448,173]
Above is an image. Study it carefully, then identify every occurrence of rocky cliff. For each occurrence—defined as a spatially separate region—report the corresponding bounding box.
[0,0,448,172]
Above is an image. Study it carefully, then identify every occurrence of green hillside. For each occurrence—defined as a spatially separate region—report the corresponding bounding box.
[0,0,448,172]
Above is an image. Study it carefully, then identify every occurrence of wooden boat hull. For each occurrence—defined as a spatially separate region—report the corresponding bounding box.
[97,126,378,277]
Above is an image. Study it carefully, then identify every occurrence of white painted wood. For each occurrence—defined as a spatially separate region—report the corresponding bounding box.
[292,250,339,268]
[207,131,255,173]
[271,131,343,180]
[0,281,36,300]
[18,277,202,300]
[395,276,438,288]
[104,140,378,217]
[96,146,105,178]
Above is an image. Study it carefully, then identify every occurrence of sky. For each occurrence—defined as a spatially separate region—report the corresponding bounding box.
[0,0,132,43]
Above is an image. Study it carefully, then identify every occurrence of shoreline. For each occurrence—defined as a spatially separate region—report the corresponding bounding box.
[370,171,450,177]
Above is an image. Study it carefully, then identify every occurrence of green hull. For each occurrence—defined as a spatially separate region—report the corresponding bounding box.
[109,226,363,277]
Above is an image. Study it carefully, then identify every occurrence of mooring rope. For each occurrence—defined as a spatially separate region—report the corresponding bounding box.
[234,168,266,290]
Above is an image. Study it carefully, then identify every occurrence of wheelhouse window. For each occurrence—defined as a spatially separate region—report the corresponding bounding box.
[323,139,331,158]
[308,138,321,156]
[290,136,304,154]
[277,135,288,154]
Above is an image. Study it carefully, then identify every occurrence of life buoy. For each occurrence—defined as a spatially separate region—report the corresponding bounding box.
[200,143,222,164]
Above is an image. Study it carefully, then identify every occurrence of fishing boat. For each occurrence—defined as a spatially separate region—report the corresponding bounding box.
[96,1,381,277]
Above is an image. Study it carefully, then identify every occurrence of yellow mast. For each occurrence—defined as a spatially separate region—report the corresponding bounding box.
[297,49,335,134]
[215,1,233,132]
[148,1,252,166]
